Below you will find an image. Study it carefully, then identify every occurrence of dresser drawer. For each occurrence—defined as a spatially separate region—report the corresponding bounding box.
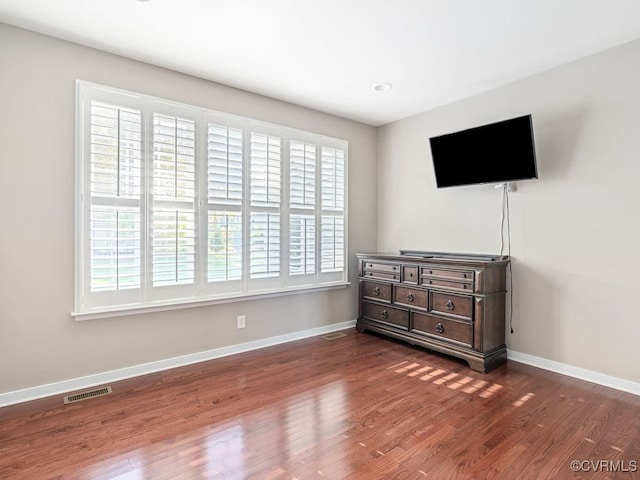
[422,277,472,291]
[362,302,409,330]
[422,267,473,280]
[361,280,392,302]
[393,285,427,309]
[364,262,400,273]
[364,270,400,282]
[411,312,472,347]
[402,265,419,284]
[429,292,472,320]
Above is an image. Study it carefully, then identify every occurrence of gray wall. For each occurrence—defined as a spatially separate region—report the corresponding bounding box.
[377,39,640,383]
[0,24,377,394]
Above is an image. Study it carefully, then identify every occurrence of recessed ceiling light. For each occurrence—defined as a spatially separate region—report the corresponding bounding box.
[374,82,393,92]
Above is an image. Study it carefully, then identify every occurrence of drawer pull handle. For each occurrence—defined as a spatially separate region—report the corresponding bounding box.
[373,287,380,296]
[445,300,454,310]
[462,284,467,289]
[435,323,444,334]
[406,293,414,302]
[381,310,389,319]
[463,273,467,278]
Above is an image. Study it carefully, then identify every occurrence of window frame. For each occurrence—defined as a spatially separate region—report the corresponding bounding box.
[73,81,348,320]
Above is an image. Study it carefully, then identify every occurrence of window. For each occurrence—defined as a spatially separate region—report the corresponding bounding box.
[74,81,348,318]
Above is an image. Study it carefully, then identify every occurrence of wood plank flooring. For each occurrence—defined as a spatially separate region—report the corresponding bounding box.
[1,329,639,479]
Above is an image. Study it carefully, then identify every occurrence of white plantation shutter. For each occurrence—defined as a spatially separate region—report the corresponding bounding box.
[208,124,242,206]
[151,210,195,286]
[321,215,345,272]
[90,207,141,291]
[321,147,345,211]
[250,133,281,280]
[88,101,142,295]
[90,103,142,199]
[321,147,346,274]
[208,211,242,282]
[289,140,316,278]
[290,214,315,275]
[151,114,196,287]
[207,123,243,284]
[250,133,281,207]
[75,82,347,318]
[250,212,281,278]
[290,140,316,209]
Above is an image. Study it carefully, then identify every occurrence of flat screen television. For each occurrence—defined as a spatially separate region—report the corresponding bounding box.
[429,114,538,188]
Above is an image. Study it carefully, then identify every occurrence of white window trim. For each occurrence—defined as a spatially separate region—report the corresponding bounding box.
[73,80,348,319]
[73,283,350,321]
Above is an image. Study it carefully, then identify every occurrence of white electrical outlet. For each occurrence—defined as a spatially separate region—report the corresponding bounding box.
[237,315,246,329]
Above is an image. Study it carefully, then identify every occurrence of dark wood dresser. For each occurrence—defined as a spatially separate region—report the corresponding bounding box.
[356,252,510,372]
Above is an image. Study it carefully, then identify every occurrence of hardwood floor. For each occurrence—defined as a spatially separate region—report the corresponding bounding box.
[1,329,639,479]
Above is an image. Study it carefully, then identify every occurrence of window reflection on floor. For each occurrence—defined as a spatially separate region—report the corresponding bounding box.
[387,360,505,399]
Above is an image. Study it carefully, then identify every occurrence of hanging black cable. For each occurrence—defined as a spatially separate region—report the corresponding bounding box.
[500,184,514,334]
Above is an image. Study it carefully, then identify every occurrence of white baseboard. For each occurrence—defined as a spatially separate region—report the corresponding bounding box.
[0,320,357,408]
[507,350,640,396]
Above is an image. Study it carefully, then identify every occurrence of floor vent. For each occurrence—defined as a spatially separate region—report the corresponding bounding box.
[63,386,112,405]
[322,332,347,341]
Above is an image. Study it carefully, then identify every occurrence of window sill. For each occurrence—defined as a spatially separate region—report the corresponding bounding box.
[72,282,351,321]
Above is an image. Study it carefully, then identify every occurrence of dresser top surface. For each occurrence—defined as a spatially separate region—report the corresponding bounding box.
[356,252,510,268]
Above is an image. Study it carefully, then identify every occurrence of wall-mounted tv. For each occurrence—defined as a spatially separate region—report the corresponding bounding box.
[429,114,538,188]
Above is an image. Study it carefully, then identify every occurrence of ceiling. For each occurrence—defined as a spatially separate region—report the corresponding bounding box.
[2,0,640,126]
